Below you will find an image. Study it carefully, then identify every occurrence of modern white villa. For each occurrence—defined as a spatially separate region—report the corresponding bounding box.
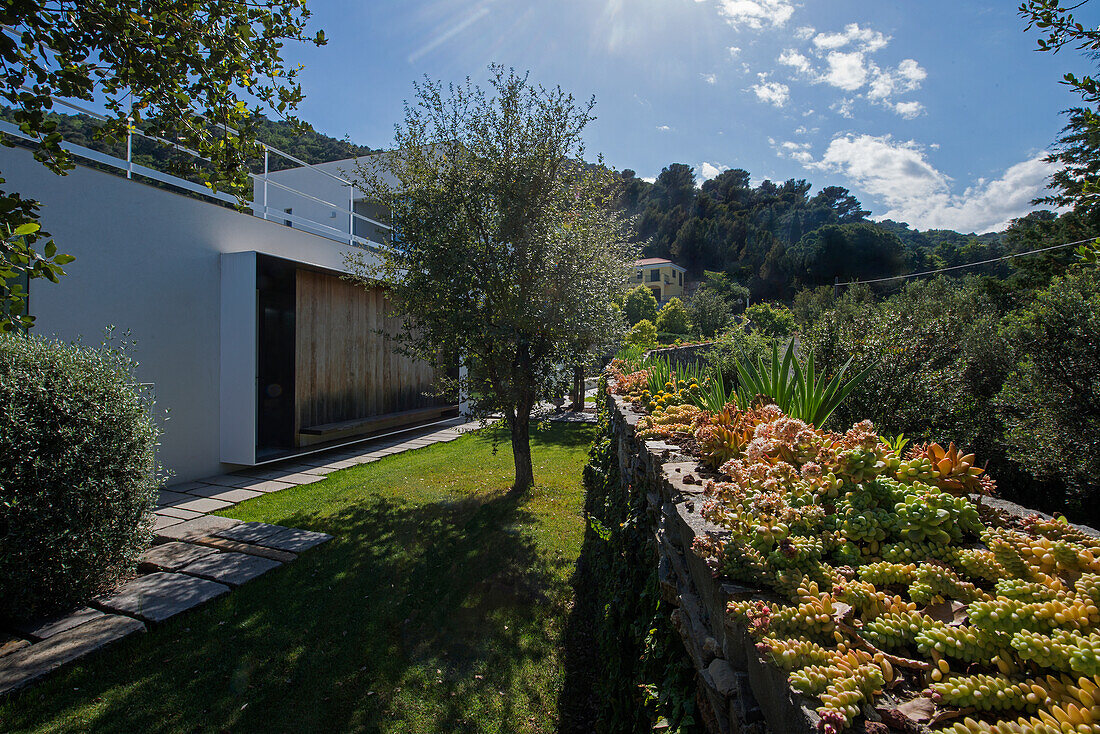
[0,119,455,485]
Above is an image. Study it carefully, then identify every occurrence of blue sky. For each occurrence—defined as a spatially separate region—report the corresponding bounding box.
[282,0,1098,233]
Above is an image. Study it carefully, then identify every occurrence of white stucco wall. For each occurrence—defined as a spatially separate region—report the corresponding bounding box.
[2,145,376,484]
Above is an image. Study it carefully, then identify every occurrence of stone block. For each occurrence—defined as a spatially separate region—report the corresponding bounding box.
[237,479,295,493]
[190,536,297,563]
[155,489,195,507]
[0,635,29,658]
[0,615,144,697]
[139,541,220,571]
[180,486,263,503]
[179,552,281,586]
[168,497,233,514]
[151,514,184,531]
[94,572,229,624]
[154,515,241,542]
[213,522,332,552]
[269,473,324,485]
[707,659,739,697]
[154,506,205,521]
[11,606,105,641]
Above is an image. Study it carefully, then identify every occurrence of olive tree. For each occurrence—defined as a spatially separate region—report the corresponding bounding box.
[0,1,326,330]
[349,66,634,493]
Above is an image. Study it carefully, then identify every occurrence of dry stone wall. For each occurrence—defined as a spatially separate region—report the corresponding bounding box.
[603,388,817,734]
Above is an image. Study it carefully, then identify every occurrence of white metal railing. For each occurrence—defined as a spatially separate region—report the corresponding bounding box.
[0,94,390,252]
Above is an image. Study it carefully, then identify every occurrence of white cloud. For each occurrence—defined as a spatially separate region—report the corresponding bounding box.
[891,100,924,119]
[695,161,730,183]
[752,80,790,107]
[656,124,672,132]
[758,22,927,117]
[641,176,657,184]
[702,72,718,84]
[821,51,868,91]
[775,140,814,164]
[830,98,855,118]
[778,49,813,75]
[728,46,742,58]
[704,0,795,30]
[867,58,926,100]
[813,23,890,53]
[799,134,1058,232]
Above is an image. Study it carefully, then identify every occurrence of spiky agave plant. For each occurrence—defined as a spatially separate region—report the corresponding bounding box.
[734,340,871,427]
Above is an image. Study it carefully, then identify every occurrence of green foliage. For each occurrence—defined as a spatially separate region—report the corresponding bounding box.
[577,392,700,733]
[623,284,660,325]
[349,66,634,491]
[732,339,870,426]
[701,270,749,310]
[0,220,73,332]
[996,268,1100,512]
[744,302,797,338]
[655,297,691,335]
[801,276,1015,461]
[0,333,160,620]
[703,323,776,378]
[1020,0,1100,215]
[784,222,906,289]
[686,287,730,337]
[626,319,657,346]
[0,0,326,327]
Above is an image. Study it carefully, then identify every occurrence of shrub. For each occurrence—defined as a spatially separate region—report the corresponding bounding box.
[625,319,657,346]
[996,268,1100,513]
[655,297,691,335]
[623,285,659,326]
[0,333,160,620]
[704,323,777,378]
[743,302,797,338]
[687,287,731,337]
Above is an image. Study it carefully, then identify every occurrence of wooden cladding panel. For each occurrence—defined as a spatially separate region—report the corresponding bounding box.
[294,269,440,441]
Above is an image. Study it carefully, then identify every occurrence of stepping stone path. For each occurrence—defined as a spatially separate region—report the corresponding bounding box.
[0,416,477,698]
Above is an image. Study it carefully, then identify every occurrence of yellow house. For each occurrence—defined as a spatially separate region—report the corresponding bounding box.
[633,258,686,304]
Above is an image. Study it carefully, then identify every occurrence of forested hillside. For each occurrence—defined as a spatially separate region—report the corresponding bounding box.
[615,164,1087,301]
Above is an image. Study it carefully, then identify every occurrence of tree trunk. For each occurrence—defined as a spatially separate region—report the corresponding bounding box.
[570,363,585,412]
[510,407,534,494]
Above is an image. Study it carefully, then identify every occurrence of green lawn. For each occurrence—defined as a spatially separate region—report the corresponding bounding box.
[0,424,595,734]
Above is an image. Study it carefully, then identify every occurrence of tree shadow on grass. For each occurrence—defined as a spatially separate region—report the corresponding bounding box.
[1,491,572,734]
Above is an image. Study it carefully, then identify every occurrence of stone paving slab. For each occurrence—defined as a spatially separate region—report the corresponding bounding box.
[179,552,282,587]
[154,515,241,542]
[270,472,325,485]
[152,514,184,531]
[214,522,332,553]
[234,479,295,493]
[139,541,220,572]
[180,486,263,503]
[0,635,29,658]
[195,474,255,489]
[11,607,105,642]
[156,489,195,507]
[295,464,338,475]
[170,481,216,493]
[193,536,297,563]
[0,614,144,697]
[93,572,229,624]
[154,506,205,521]
[165,496,234,514]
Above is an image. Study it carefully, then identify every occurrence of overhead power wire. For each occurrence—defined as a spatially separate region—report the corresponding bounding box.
[839,237,1096,286]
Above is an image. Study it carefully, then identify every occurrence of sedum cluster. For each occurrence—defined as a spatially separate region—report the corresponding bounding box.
[607,362,1100,734]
